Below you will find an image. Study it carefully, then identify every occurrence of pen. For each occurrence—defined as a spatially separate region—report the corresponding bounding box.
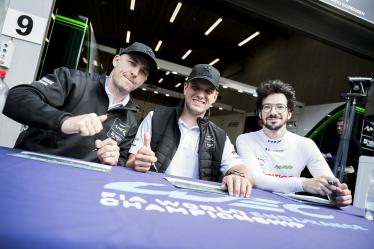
[328,179,337,186]
[151,162,158,172]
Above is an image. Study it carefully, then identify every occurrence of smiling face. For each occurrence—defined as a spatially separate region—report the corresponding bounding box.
[259,93,292,131]
[183,79,218,117]
[109,53,150,96]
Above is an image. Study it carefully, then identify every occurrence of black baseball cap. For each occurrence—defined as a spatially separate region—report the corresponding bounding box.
[119,42,158,79]
[187,64,220,89]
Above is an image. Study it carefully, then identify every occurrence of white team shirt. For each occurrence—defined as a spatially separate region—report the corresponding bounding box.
[236,129,334,193]
[129,111,242,178]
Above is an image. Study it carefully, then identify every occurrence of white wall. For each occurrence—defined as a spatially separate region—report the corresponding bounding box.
[0,0,55,147]
[210,113,246,143]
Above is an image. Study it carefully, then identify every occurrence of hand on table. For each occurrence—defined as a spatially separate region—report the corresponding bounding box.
[95,138,120,166]
[329,182,352,207]
[302,176,338,196]
[221,166,253,198]
[302,176,352,207]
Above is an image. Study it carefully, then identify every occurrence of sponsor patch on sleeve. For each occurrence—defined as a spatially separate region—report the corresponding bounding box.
[37,77,55,86]
[107,118,130,143]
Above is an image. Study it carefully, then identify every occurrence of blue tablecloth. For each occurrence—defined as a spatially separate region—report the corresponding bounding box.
[0,146,372,249]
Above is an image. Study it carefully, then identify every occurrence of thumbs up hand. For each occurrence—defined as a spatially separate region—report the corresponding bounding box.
[133,133,157,173]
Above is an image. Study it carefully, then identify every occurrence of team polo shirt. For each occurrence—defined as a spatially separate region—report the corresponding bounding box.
[236,129,334,193]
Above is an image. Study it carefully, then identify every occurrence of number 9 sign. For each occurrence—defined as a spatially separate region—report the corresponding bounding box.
[2,8,47,45]
[16,15,34,36]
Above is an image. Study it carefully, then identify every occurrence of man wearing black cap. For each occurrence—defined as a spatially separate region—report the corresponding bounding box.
[3,42,157,166]
[127,64,254,197]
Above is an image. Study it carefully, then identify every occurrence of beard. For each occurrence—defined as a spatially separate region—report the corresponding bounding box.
[263,114,287,131]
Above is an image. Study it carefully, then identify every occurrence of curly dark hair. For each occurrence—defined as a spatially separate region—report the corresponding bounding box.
[256,80,296,113]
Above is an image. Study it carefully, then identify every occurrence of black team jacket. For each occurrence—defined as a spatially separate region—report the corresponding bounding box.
[3,67,138,165]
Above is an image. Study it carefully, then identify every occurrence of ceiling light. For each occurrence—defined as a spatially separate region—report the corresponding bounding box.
[165,71,170,75]
[175,83,181,88]
[142,88,147,91]
[222,85,228,89]
[93,60,98,66]
[82,57,88,64]
[158,78,163,83]
[252,92,258,97]
[130,0,136,11]
[155,40,162,52]
[154,91,159,94]
[185,77,188,80]
[170,2,182,23]
[45,38,49,43]
[172,71,178,75]
[165,94,170,97]
[204,18,222,36]
[51,14,55,20]
[181,49,192,60]
[126,30,131,43]
[218,107,223,110]
[238,89,243,93]
[209,58,220,66]
[238,31,260,47]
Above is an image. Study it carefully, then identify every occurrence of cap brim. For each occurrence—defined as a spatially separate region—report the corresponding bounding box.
[188,76,219,89]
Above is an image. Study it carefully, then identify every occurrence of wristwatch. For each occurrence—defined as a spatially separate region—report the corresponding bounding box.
[225,169,245,178]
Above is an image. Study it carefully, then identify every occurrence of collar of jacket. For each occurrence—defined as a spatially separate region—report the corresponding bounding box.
[100,73,138,112]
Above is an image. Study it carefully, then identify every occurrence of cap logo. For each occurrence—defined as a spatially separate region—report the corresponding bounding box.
[200,65,212,78]
[143,47,154,56]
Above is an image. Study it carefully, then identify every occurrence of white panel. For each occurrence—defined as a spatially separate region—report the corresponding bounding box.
[0,0,55,148]
[353,156,374,209]
[210,113,246,142]
[1,8,48,44]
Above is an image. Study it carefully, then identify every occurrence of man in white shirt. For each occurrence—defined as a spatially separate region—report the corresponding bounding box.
[236,80,352,206]
[127,64,253,197]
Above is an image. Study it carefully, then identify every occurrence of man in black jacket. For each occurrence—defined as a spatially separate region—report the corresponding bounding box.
[127,64,254,197]
[3,42,157,166]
